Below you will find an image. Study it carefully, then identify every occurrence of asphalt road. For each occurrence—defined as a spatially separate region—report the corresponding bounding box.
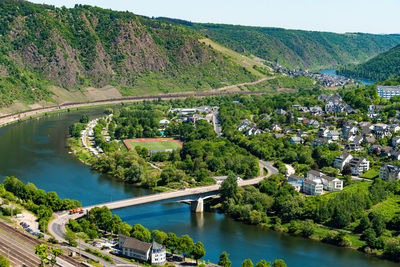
[48,161,278,265]
[49,161,277,238]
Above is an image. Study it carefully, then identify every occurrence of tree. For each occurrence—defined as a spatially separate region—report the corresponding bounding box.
[342,163,352,176]
[191,241,206,265]
[218,251,232,267]
[370,212,386,237]
[104,108,113,115]
[256,260,271,267]
[152,230,168,245]
[130,224,151,242]
[242,259,254,267]
[166,233,179,254]
[220,173,238,201]
[63,230,77,247]
[79,114,89,123]
[383,237,400,261]
[0,255,9,267]
[275,195,304,222]
[356,214,371,233]
[299,219,315,237]
[272,259,287,267]
[35,244,63,267]
[178,235,194,258]
[331,206,351,228]
[362,228,377,248]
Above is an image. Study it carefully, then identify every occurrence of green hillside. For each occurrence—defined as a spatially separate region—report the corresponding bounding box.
[0,1,259,107]
[337,45,400,82]
[160,20,400,71]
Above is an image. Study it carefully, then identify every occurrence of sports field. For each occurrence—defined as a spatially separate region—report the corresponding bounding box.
[123,138,183,150]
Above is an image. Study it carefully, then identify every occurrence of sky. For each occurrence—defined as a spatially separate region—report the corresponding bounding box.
[29,0,400,34]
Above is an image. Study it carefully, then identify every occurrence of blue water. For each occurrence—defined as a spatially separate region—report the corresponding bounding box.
[319,69,375,85]
[0,108,398,267]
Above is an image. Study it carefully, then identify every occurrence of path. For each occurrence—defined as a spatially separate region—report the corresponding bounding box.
[49,161,277,244]
[0,85,280,128]
[215,77,274,91]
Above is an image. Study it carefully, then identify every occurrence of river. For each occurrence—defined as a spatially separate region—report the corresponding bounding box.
[319,69,375,85]
[0,108,397,267]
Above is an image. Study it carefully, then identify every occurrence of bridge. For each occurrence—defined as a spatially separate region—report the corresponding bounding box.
[82,161,276,212]
[49,161,277,242]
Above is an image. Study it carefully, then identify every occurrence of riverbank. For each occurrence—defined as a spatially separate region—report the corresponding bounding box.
[212,178,400,264]
[0,89,284,129]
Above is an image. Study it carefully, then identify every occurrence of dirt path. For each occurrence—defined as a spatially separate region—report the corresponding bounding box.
[215,77,275,91]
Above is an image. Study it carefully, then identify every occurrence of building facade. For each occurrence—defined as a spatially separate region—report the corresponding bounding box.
[349,157,370,176]
[119,235,166,265]
[379,164,400,181]
[376,86,400,100]
[303,179,323,195]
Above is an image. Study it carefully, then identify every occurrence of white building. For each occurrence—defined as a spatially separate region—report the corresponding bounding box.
[119,235,166,265]
[333,152,353,170]
[376,86,400,100]
[307,170,343,192]
[379,164,400,181]
[349,157,370,176]
[303,179,323,195]
[321,176,343,191]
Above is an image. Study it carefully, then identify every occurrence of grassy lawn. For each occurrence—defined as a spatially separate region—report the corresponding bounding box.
[125,138,182,151]
[360,168,379,179]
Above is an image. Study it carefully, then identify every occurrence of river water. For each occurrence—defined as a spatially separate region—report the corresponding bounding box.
[0,108,397,267]
[319,69,375,85]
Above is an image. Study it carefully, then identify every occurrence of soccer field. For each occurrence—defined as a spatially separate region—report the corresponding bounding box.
[124,138,183,150]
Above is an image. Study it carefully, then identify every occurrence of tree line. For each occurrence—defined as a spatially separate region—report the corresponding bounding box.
[1,177,81,232]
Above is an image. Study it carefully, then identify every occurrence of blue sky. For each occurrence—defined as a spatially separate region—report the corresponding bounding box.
[29,0,400,34]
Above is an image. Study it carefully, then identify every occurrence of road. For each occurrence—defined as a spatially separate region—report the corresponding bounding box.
[212,109,222,137]
[48,161,277,255]
[0,88,279,128]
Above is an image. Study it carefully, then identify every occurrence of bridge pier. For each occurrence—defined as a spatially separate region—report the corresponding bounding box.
[190,197,204,213]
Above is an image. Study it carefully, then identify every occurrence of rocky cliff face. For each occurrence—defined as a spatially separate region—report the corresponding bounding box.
[0,1,256,106]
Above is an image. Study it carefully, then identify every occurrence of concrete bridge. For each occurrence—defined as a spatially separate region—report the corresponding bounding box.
[49,161,277,243]
[82,161,276,213]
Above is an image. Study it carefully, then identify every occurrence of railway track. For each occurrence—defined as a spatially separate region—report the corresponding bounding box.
[0,222,85,267]
[0,89,289,126]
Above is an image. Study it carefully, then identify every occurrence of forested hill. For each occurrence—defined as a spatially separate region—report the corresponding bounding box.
[337,45,400,82]
[160,20,400,71]
[0,1,257,107]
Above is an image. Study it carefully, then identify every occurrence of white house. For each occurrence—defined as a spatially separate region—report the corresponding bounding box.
[289,136,304,144]
[349,157,370,176]
[119,235,166,265]
[327,130,340,141]
[151,241,167,265]
[333,152,353,170]
[159,119,170,125]
[307,170,343,192]
[379,164,400,181]
[303,179,323,195]
[321,175,343,191]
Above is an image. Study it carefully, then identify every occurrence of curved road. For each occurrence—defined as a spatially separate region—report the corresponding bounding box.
[49,161,277,244]
[0,88,277,127]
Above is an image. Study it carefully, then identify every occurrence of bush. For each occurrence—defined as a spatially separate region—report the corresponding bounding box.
[299,219,315,237]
